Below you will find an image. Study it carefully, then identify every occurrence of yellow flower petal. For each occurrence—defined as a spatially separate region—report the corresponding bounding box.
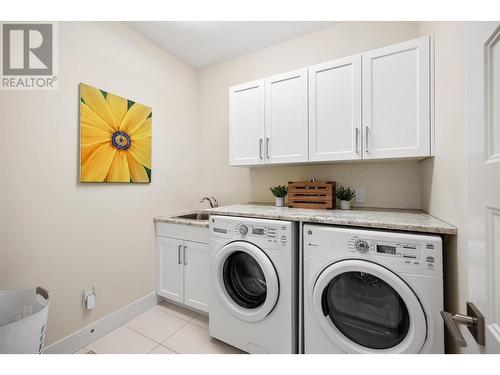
[81,143,116,182]
[106,151,130,183]
[120,103,151,134]
[129,137,151,169]
[81,142,106,165]
[81,103,115,134]
[80,83,117,130]
[130,117,152,139]
[127,153,149,182]
[106,93,128,129]
[81,124,111,146]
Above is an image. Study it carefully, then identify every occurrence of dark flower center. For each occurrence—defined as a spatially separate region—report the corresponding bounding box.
[111,131,131,150]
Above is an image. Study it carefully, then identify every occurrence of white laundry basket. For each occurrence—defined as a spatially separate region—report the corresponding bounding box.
[0,287,50,354]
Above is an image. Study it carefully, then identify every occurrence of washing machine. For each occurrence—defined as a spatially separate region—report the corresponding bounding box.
[304,224,444,354]
[209,215,298,353]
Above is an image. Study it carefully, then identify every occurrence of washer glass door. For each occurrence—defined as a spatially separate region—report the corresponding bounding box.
[312,259,426,353]
[223,251,267,309]
[213,241,279,322]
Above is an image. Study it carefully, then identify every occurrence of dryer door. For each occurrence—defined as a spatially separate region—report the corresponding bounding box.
[213,241,279,322]
[312,259,427,353]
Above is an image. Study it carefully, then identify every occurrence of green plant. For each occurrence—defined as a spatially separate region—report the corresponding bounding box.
[336,185,356,201]
[269,185,288,198]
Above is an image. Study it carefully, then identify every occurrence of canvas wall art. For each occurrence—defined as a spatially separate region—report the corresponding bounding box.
[79,83,152,183]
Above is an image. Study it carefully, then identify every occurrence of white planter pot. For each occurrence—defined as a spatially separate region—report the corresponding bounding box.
[340,200,351,210]
[275,197,285,207]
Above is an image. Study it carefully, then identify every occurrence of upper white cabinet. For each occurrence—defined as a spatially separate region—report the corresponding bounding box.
[362,36,431,159]
[308,55,362,161]
[265,68,309,164]
[228,36,432,166]
[229,80,265,166]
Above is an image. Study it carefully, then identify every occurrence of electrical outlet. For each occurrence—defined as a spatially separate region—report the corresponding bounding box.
[355,189,365,203]
[83,286,96,310]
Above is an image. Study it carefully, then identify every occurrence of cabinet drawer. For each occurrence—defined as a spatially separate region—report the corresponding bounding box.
[155,222,209,244]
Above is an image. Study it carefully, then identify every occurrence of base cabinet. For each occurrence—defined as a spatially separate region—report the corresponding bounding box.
[183,240,210,312]
[156,237,184,304]
[155,223,209,313]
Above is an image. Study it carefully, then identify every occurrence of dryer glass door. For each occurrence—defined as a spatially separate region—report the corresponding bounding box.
[322,271,409,349]
[312,259,426,353]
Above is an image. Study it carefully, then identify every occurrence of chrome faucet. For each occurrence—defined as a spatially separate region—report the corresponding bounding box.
[200,197,218,208]
[210,197,219,208]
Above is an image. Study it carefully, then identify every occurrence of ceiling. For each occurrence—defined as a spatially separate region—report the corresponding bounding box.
[125,21,335,69]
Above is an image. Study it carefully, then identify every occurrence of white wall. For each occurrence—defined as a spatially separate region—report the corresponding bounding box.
[418,21,467,353]
[197,22,423,209]
[0,22,200,345]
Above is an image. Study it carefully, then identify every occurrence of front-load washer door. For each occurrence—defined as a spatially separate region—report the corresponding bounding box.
[213,241,279,322]
[312,259,427,353]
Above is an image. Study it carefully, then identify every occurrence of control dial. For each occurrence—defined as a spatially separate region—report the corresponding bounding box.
[239,225,248,235]
[355,240,370,254]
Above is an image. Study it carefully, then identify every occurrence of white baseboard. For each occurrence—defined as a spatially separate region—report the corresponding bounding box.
[44,292,159,354]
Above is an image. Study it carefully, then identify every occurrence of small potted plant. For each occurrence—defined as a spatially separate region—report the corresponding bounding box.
[270,185,288,207]
[336,186,356,210]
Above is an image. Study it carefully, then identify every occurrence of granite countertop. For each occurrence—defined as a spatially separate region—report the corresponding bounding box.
[204,204,457,235]
[154,211,209,228]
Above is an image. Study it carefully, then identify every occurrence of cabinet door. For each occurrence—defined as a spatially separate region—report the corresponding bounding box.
[309,55,362,161]
[229,80,265,166]
[265,68,308,164]
[156,237,184,303]
[362,36,430,159]
[183,241,209,313]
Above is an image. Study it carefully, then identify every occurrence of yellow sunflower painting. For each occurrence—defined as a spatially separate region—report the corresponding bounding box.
[79,83,152,183]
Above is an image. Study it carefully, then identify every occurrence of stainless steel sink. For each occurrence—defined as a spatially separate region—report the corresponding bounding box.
[173,212,209,221]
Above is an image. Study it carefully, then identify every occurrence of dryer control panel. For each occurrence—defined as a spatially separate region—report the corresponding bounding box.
[304,224,442,277]
[347,235,439,273]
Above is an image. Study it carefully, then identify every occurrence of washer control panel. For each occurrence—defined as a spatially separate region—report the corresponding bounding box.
[354,239,370,254]
[210,216,296,252]
[234,222,289,246]
[239,224,249,235]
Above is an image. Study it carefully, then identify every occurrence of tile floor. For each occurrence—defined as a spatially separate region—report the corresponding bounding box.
[75,301,244,354]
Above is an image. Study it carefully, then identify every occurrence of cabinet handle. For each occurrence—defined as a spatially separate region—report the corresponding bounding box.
[365,126,369,152]
[183,245,187,265]
[266,137,270,159]
[177,245,182,265]
[259,138,263,159]
[355,127,360,154]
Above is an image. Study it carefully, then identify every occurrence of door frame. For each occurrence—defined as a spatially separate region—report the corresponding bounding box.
[464,21,500,353]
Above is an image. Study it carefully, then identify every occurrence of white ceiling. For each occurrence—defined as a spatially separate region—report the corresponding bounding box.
[125,21,335,69]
